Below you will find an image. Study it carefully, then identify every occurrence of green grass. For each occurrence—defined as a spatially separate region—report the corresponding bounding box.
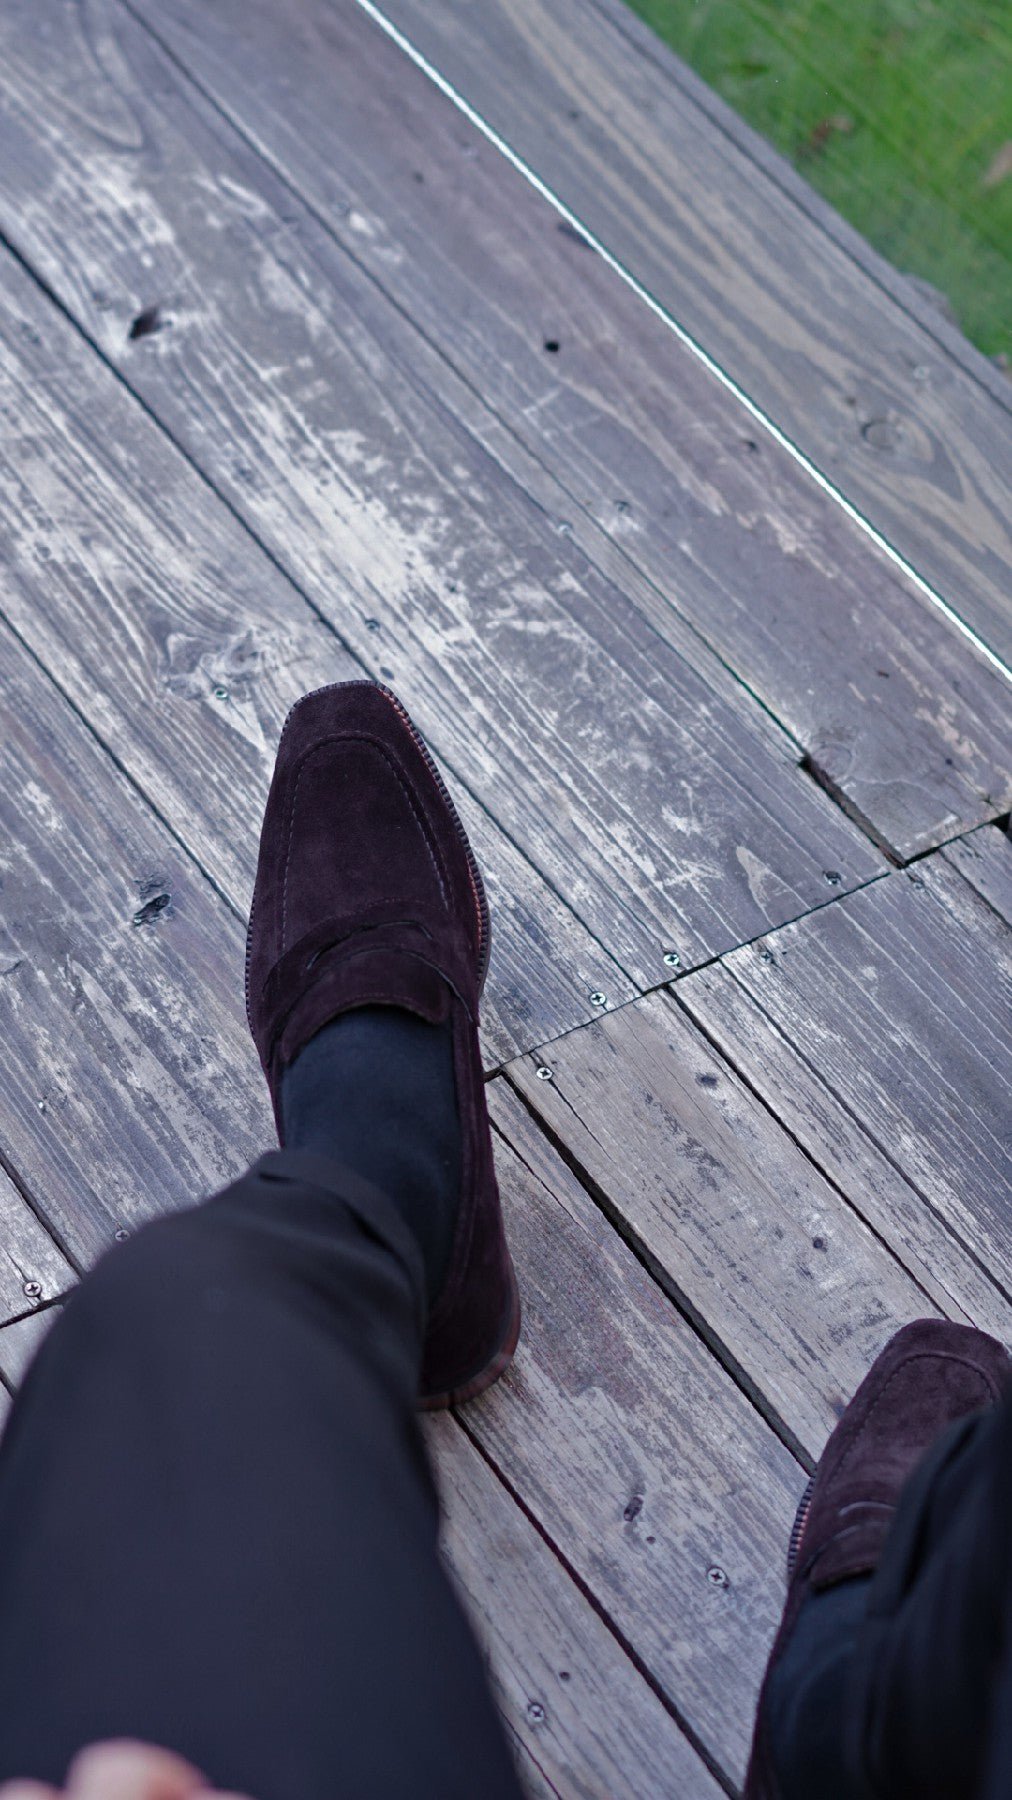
[624,0,1012,360]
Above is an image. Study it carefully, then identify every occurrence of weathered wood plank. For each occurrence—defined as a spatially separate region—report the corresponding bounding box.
[0,1165,72,1328]
[484,1081,803,1785]
[506,984,938,1460]
[0,1304,64,1392]
[940,824,1012,928]
[0,257,637,1067]
[0,1289,718,1793]
[586,0,1012,413]
[348,0,1012,664]
[429,1417,724,1800]
[82,0,1012,858]
[720,868,1012,1295]
[0,613,789,1789]
[678,961,1012,1336]
[0,0,888,972]
[0,613,272,1262]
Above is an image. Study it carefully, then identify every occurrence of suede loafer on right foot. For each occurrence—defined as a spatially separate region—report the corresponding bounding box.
[245,680,521,1409]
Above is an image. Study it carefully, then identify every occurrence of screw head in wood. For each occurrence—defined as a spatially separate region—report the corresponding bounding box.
[760,948,775,964]
[527,1701,546,1723]
[22,1280,41,1299]
[213,685,229,701]
[823,869,842,885]
[590,990,607,1007]
[663,950,681,968]
[707,1564,729,1588]
[115,1228,130,1242]
[535,1065,554,1081]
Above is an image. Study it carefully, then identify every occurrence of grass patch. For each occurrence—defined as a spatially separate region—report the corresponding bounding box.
[624,0,1011,360]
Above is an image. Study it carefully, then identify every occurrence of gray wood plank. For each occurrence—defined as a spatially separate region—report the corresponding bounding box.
[484,1081,804,1787]
[100,0,1012,858]
[0,613,272,1262]
[0,1167,72,1327]
[0,1290,719,1794]
[0,257,636,1068]
[0,12,884,979]
[506,984,941,1461]
[0,605,791,1788]
[720,867,1012,1297]
[941,824,1012,928]
[346,0,1012,665]
[429,1417,725,1800]
[586,0,1012,412]
[0,1304,64,1392]
[678,961,1012,1337]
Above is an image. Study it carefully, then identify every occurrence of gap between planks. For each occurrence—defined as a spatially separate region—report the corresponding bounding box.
[345,0,1012,687]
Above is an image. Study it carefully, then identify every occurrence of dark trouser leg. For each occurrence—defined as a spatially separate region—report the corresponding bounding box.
[0,1149,523,1800]
[770,1388,1012,1800]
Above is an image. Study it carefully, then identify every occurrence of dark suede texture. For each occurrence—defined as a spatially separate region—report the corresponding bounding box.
[246,681,519,1408]
[743,1319,1012,1800]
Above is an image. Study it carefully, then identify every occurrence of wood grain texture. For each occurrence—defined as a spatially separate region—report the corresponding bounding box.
[941,824,1012,928]
[429,1417,725,1800]
[506,984,937,1460]
[350,0,1012,664]
[0,0,888,979]
[0,1304,63,1392]
[0,1299,718,1793]
[483,1081,804,1786]
[0,257,636,1068]
[0,610,273,1262]
[678,961,1012,1336]
[106,0,1012,859]
[721,866,1012,1298]
[0,1168,72,1329]
[586,0,1012,412]
[0,610,734,1789]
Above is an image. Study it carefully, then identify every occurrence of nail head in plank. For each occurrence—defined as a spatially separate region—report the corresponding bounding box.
[428,1416,725,1800]
[0,250,635,1062]
[485,1080,804,1784]
[99,0,1012,858]
[678,960,1012,1337]
[508,988,941,1460]
[354,0,1012,664]
[0,1162,74,1328]
[0,0,885,982]
[723,868,1012,1295]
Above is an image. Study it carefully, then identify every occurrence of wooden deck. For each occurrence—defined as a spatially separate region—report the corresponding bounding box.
[0,1,1009,1792]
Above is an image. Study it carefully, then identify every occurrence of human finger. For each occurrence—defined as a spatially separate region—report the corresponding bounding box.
[64,1742,206,1799]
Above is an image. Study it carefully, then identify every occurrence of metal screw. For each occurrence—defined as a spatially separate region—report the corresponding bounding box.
[115,1228,130,1242]
[663,950,681,968]
[707,1564,729,1588]
[213,685,229,701]
[527,1701,546,1724]
[556,519,573,536]
[22,1280,41,1299]
[590,990,607,1007]
[760,948,775,964]
[823,869,842,886]
[535,1065,554,1081]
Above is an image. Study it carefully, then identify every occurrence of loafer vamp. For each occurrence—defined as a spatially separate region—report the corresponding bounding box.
[799,1321,1011,1589]
[246,684,482,1083]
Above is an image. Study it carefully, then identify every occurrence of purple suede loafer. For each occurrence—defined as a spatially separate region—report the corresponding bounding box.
[245,680,520,1409]
[744,1318,1011,1799]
